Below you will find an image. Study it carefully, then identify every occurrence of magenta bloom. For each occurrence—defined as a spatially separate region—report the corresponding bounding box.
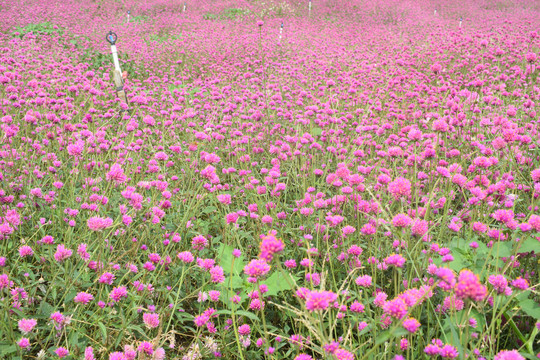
[106,163,127,183]
[392,214,411,227]
[55,347,69,358]
[87,216,113,231]
[402,317,421,333]
[388,177,411,199]
[177,251,194,263]
[143,313,160,329]
[18,318,37,334]
[439,344,458,359]
[238,324,251,335]
[18,245,33,257]
[17,337,30,349]
[74,292,94,305]
[294,355,313,360]
[383,298,408,319]
[258,232,285,261]
[54,244,73,263]
[494,350,525,360]
[244,259,271,278]
[304,290,338,311]
[384,254,406,268]
[334,348,354,360]
[510,277,529,290]
[225,212,239,224]
[217,194,231,205]
[355,275,372,287]
[109,286,128,302]
[454,270,487,301]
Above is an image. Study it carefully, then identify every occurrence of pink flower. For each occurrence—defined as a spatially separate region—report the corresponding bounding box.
[261,215,273,224]
[411,219,428,236]
[87,216,113,231]
[454,270,487,301]
[494,350,525,360]
[388,177,411,199]
[109,286,128,302]
[55,347,69,358]
[304,290,338,311]
[392,214,411,227]
[488,275,508,294]
[355,275,372,287]
[342,225,356,235]
[177,251,194,263]
[54,244,73,262]
[138,341,154,355]
[191,235,208,250]
[383,298,408,319]
[210,266,225,283]
[17,337,30,350]
[143,313,159,328]
[334,348,355,360]
[439,344,458,358]
[18,245,33,257]
[226,212,239,224]
[74,292,94,305]
[244,259,270,278]
[217,194,231,205]
[106,164,127,183]
[258,232,284,261]
[510,277,529,290]
[18,318,37,334]
[384,254,406,268]
[238,324,251,335]
[402,317,421,333]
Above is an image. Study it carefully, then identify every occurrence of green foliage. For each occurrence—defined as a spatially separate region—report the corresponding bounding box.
[147,32,182,44]
[129,15,150,24]
[11,22,65,38]
[203,7,250,20]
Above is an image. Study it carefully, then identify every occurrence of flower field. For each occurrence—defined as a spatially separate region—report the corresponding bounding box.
[0,0,539,359]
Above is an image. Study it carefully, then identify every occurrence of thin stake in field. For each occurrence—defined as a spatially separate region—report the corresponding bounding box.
[127,10,130,23]
[459,16,463,28]
[106,31,129,111]
[309,0,312,16]
[279,22,283,42]
[183,2,186,12]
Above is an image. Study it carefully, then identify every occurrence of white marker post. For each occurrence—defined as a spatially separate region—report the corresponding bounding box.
[309,0,312,16]
[459,16,462,28]
[183,2,186,12]
[106,31,129,110]
[434,9,437,15]
[279,22,283,42]
[127,10,130,23]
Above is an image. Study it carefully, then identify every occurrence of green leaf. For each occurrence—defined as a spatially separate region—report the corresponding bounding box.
[98,322,107,343]
[236,310,260,322]
[65,289,78,303]
[518,298,540,319]
[447,248,468,272]
[391,327,408,338]
[375,329,391,345]
[491,241,512,258]
[68,330,80,347]
[261,271,297,297]
[217,244,245,276]
[518,237,539,253]
[311,127,323,136]
[0,344,16,355]
[469,308,486,330]
[38,301,55,318]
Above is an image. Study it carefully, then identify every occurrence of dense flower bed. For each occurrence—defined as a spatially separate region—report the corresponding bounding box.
[0,0,539,359]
